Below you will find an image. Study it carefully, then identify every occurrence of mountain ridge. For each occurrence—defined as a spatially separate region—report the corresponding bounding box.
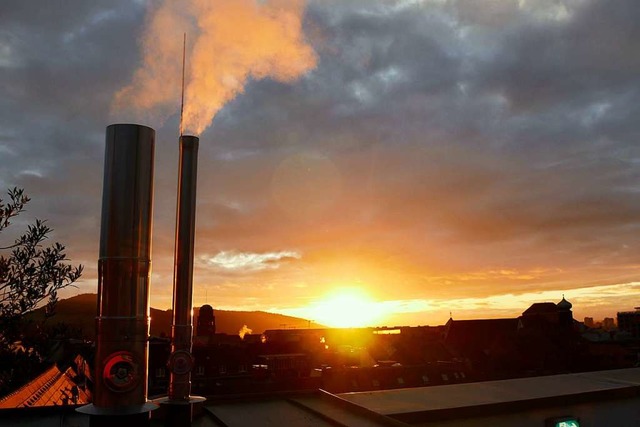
[26,293,323,338]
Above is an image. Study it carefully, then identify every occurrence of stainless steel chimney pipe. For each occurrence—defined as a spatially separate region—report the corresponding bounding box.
[78,124,157,425]
[168,135,199,401]
[158,135,205,426]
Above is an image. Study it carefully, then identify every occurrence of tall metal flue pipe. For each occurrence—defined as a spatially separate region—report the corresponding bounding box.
[164,134,204,425]
[77,124,157,426]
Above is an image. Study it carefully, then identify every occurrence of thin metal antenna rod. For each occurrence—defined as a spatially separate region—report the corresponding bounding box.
[180,33,186,136]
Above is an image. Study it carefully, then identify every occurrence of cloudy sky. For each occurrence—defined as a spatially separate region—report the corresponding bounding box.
[1,0,639,326]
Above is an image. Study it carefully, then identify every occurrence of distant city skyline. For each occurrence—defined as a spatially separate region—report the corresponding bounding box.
[2,0,639,327]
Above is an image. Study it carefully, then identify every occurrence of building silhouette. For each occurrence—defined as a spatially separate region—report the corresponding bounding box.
[618,308,640,338]
[196,304,216,337]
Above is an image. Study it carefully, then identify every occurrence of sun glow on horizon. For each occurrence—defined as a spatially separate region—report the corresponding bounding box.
[298,287,387,328]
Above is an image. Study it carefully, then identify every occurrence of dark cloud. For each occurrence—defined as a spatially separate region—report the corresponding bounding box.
[1,0,639,317]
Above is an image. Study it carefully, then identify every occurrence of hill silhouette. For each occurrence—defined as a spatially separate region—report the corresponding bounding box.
[26,293,322,339]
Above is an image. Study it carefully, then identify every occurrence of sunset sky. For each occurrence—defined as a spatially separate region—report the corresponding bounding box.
[1,0,639,327]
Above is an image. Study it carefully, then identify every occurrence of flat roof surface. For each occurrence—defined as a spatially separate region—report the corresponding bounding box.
[337,368,640,417]
[207,399,332,427]
[6,368,640,426]
[204,393,402,427]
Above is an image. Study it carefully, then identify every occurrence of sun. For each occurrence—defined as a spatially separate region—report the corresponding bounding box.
[307,287,386,328]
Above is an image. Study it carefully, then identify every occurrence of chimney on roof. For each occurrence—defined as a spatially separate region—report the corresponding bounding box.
[77,124,157,424]
[158,134,205,426]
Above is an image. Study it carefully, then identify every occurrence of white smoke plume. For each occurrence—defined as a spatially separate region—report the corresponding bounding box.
[238,324,253,339]
[113,0,317,135]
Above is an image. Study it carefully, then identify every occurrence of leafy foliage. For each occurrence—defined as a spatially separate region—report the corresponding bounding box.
[0,188,84,396]
[0,188,83,324]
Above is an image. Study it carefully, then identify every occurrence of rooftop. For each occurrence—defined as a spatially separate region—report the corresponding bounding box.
[3,368,640,426]
[337,368,640,424]
[0,365,90,409]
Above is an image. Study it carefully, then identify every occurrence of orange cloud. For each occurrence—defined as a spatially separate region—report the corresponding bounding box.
[113,0,317,135]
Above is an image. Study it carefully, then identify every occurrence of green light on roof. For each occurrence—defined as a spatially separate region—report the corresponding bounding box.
[555,419,579,427]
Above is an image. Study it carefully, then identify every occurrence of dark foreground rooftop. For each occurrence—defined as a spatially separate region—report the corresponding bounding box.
[3,368,640,426]
[337,367,640,424]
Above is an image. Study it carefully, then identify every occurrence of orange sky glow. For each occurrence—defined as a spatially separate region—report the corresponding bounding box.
[5,0,640,328]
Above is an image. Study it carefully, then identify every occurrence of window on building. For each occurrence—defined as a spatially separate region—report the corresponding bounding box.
[422,375,429,384]
[195,365,205,376]
[441,373,449,381]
